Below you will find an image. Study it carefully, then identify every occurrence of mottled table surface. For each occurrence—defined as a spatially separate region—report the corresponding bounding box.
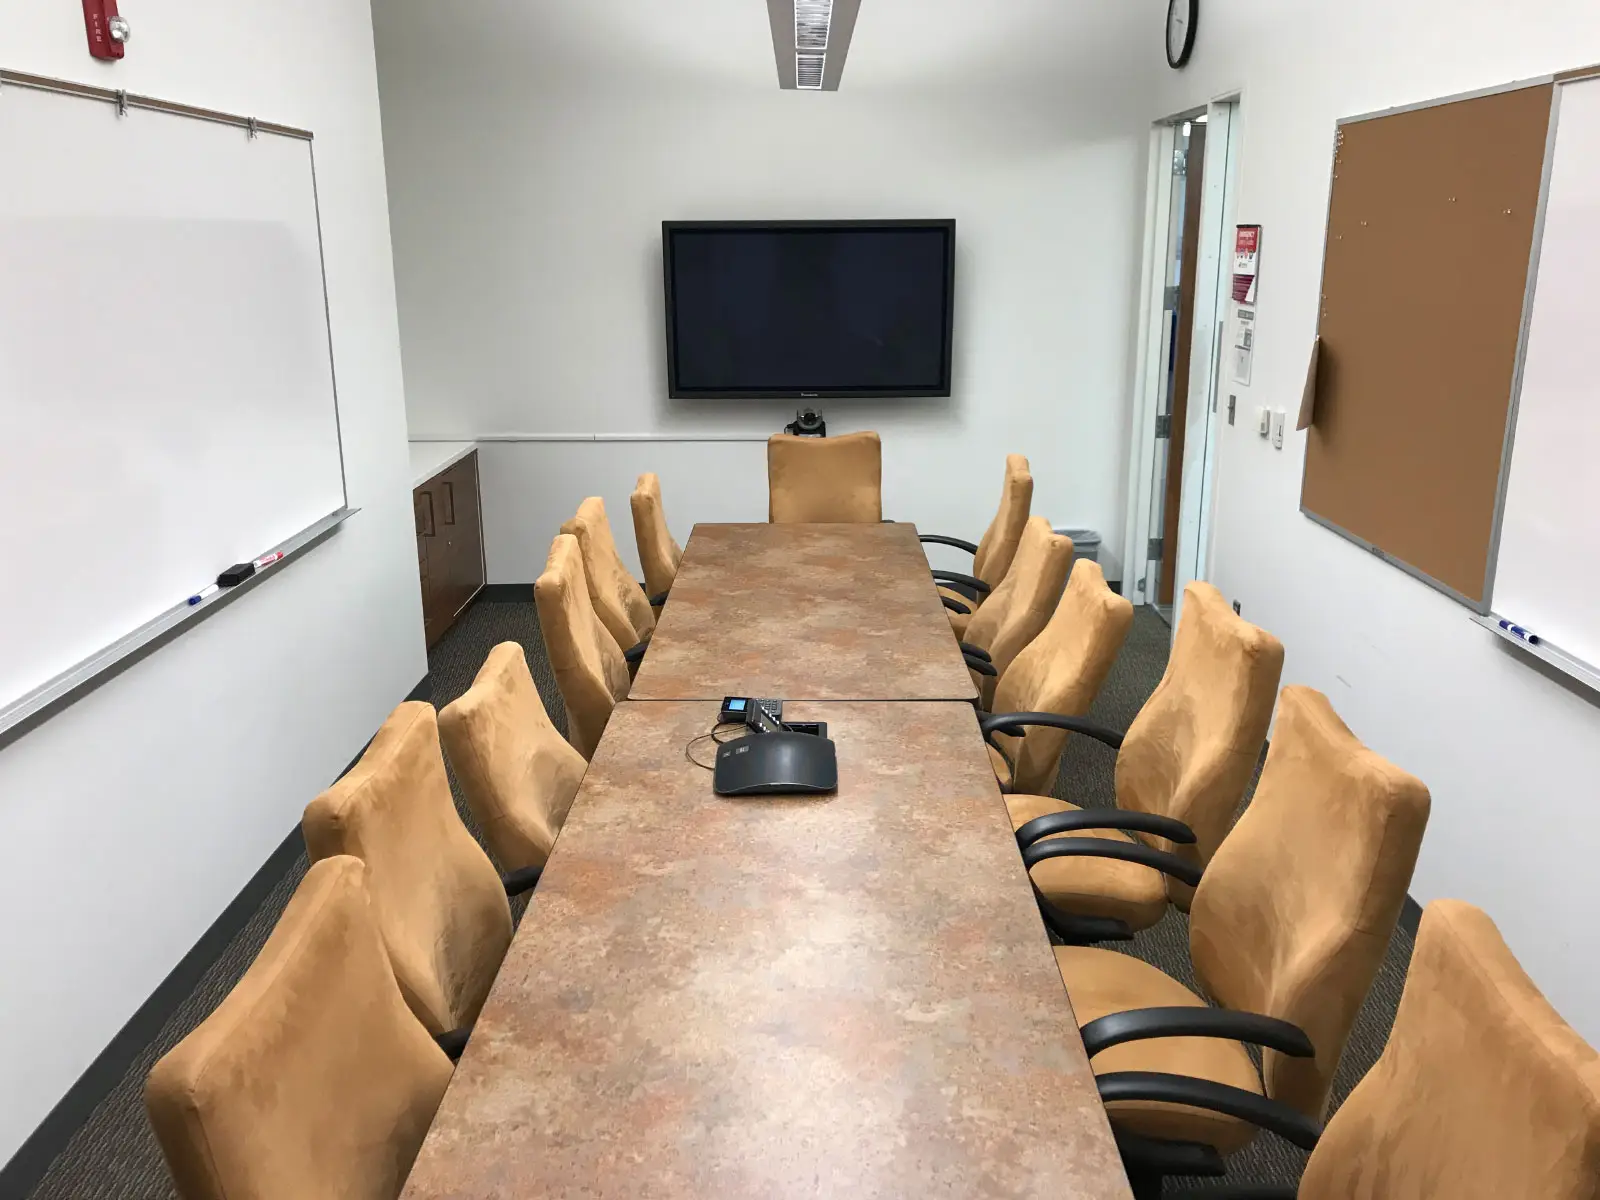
[401,701,1131,1200]
[628,523,979,702]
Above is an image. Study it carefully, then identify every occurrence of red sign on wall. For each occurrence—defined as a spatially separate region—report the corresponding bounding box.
[1233,225,1261,304]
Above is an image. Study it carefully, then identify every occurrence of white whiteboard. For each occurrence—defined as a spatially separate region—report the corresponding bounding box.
[0,80,346,716]
[1492,75,1600,673]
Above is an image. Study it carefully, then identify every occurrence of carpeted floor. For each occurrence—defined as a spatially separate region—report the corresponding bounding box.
[22,600,1412,1198]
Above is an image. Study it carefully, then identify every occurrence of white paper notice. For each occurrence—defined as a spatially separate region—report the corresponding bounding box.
[1232,304,1255,386]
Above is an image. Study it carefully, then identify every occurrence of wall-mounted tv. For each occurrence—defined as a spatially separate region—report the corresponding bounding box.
[662,220,955,399]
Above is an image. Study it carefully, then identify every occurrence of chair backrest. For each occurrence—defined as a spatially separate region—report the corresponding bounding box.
[630,472,683,601]
[146,856,452,1200]
[767,431,883,523]
[965,517,1074,706]
[971,453,1034,590]
[302,702,514,1036]
[1302,901,1600,1200]
[1190,686,1430,1123]
[561,496,655,651]
[1115,581,1283,906]
[989,559,1134,795]
[535,533,630,759]
[438,641,587,873]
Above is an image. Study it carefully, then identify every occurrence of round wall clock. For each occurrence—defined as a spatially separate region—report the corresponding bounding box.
[1167,0,1198,69]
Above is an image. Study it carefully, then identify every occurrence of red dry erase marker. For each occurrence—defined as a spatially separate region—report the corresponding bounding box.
[254,551,285,569]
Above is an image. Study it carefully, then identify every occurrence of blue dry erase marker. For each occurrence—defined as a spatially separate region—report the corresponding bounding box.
[188,583,220,607]
[1497,619,1540,645]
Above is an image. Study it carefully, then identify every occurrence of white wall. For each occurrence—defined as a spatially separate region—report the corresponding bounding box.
[375,0,1155,583]
[0,0,425,1164]
[1150,1,1600,1038]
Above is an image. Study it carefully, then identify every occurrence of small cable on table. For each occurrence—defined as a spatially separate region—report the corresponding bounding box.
[685,722,748,770]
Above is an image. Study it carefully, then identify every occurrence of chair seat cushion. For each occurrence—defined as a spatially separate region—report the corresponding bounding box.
[987,744,1013,789]
[1005,796,1168,932]
[939,586,975,636]
[1054,945,1263,1154]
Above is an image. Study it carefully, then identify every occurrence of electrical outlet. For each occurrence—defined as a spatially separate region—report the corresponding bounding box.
[1272,408,1286,449]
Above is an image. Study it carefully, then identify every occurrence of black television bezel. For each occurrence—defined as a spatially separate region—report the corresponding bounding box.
[661,219,956,400]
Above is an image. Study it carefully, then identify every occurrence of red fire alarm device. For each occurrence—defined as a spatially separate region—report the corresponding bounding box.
[82,0,131,61]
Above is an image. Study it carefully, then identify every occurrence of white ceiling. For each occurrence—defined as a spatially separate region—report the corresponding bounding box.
[381,0,1154,96]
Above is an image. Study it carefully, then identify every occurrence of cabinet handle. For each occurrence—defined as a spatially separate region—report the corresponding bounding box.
[441,480,456,526]
[418,491,436,537]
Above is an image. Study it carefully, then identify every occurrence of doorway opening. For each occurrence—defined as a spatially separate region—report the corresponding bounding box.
[1121,100,1240,633]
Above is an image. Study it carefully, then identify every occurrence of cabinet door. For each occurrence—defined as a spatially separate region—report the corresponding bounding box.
[415,486,446,646]
[450,451,486,604]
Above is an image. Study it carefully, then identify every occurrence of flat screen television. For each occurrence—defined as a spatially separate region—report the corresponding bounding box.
[662,220,955,399]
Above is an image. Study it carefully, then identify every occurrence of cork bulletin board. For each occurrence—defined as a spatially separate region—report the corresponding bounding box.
[1300,82,1555,608]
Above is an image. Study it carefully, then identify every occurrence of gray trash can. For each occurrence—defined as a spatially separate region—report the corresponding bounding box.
[1055,527,1101,563]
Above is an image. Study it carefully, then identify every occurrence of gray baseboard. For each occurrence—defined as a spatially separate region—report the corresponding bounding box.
[1399,894,1423,938]
[478,583,534,602]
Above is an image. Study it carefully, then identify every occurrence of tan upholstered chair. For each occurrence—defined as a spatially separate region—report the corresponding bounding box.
[923,453,1033,636]
[439,641,587,874]
[561,496,655,659]
[960,517,1073,709]
[1297,900,1600,1200]
[630,472,682,607]
[303,702,517,1039]
[981,560,1133,797]
[997,581,1282,940]
[1055,686,1430,1198]
[536,533,630,760]
[146,856,452,1200]
[767,430,882,523]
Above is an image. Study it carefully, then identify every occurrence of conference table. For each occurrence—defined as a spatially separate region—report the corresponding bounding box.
[400,523,1131,1199]
[630,522,979,702]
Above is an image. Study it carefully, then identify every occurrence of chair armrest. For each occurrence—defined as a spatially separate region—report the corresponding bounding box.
[647,590,670,608]
[500,865,543,897]
[1021,837,1203,888]
[623,640,648,665]
[1081,1007,1315,1060]
[919,534,979,555]
[964,653,998,677]
[931,569,991,596]
[1016,809,1196,851]
[958,641,992,663]
[434,1027,470,1062]
[1035,891,1135,945]
[941,594,972,615]
[981,711,1125,751]
[1114,1130,1227,1184]
[1097,1072,1322,1152]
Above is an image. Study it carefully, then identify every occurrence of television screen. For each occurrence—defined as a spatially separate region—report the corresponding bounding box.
[663,220,955,399]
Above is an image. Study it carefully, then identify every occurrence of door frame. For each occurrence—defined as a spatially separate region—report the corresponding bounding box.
[1120,96,1243,628]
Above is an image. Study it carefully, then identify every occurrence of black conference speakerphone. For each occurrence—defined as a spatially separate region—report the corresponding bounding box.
[713,697,837,796]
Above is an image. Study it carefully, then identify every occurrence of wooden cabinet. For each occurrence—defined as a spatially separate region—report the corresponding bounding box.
[415,449,485,647]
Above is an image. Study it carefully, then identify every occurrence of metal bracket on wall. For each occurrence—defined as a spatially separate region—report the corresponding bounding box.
[1148,537,1165,561]
[1155,414,1172,439]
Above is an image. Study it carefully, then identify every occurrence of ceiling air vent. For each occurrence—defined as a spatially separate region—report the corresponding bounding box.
[767,0,860,91]
[795,0,833,52]
[795,54,825,90]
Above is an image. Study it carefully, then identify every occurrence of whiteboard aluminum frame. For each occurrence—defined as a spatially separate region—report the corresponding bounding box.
[1473,613,1600,697]
[0,68,354,740]
[0,507,357,748]
[1299,73,1561,615]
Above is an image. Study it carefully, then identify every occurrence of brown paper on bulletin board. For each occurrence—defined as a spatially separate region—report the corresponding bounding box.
[1300,84,1553,605]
